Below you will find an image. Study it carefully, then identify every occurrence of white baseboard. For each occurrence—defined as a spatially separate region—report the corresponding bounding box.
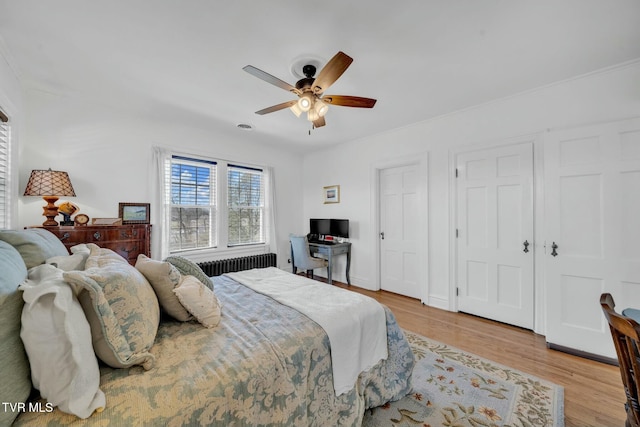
[425,295,450,311]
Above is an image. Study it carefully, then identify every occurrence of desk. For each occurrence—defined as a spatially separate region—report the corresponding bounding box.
[308,241,351,285]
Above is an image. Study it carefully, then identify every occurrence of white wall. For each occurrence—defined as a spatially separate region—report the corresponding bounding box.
[17,89,304,268]
[302,61,640,317]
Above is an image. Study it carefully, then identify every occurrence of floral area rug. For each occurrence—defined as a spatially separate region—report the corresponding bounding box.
[363,331,564,427]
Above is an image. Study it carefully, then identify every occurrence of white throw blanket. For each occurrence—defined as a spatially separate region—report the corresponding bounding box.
[225,267,388,396]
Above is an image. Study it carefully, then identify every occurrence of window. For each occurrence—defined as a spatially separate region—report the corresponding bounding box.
[167,155,266,253]
[227,164,265,246]
[169,156,216,252]
[0,110,10,229]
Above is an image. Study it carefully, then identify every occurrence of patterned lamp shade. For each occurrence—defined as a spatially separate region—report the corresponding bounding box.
[24,169,76,226]
[23,169,76,197]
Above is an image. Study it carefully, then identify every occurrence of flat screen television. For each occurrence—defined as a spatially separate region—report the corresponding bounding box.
[330,219,349,238]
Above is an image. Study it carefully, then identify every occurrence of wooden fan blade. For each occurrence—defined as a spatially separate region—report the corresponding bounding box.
[255,100,298,115]
[313,116,326,128]
[312,51,353,95]
[243,65,300,94]
[322,95,377,108]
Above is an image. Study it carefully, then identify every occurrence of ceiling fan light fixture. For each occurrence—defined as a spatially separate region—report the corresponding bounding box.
[289,103,303,117]
[307,109,319,122]
[314,99,328,117]
[298,93,313,112]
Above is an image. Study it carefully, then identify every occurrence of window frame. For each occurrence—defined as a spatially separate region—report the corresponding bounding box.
[226,163,266,248]
[166,153,267,257]
[168,155,218,252]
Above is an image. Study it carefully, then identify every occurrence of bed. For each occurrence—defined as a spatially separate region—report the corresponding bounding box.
[0,229,414,426]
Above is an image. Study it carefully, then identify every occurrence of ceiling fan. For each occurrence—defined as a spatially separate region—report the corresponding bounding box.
[243,51,376,129]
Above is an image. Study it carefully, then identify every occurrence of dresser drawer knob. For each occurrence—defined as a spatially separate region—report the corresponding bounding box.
[93,232,101,240]
[60,232,70,241]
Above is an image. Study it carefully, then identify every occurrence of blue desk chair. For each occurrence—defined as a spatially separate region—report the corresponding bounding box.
[289,235,328,280]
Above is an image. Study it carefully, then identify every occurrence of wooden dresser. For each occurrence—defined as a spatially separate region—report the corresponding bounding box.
[36,224,151,266]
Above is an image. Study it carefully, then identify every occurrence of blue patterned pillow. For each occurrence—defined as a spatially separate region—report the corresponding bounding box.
[63,244,159,370]
[0,228,68,269]
[0,241,30,426]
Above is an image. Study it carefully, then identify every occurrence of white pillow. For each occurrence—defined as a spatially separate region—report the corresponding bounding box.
[20,264,105,419]
[70,244,90,256]
[173,275,222,328]
[46,244,91,271]
[46,253,87,271]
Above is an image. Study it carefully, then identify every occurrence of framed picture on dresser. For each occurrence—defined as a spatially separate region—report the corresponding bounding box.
[119,202,150,224]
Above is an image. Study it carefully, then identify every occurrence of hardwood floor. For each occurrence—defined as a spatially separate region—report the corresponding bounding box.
[330,280,626,427]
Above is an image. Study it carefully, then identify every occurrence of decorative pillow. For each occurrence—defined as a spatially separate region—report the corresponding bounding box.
[63,245,160,370]
[46,253,87,271]
[20,264,106,419]
[164,255,214,290]
[173,275,222,328]
[135,254,192,321]
[46,243,90,271]
[0,228,69,269]
[0,241,31,426]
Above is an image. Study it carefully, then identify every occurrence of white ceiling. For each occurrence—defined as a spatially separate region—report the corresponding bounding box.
[1,1,639,152]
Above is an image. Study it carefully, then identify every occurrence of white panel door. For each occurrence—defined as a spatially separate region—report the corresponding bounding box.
[545,118,640,359]
[456,142,534,329]
[380,164,420,299]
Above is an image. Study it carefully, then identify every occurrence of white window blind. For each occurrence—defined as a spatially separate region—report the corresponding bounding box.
[0,111,10,229]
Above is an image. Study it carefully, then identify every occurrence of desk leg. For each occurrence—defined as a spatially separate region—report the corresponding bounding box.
[346,246,351,285]
[327,252,333,285]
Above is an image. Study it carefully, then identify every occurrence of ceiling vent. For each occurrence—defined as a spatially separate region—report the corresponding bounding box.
[236,123,254,131]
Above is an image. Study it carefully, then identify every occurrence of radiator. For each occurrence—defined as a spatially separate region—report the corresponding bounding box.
[197,253,277,276]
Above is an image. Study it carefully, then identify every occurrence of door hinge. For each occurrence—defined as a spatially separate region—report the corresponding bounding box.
[456,229,459,238]
[455,168,459,178]
[456,287,459,296]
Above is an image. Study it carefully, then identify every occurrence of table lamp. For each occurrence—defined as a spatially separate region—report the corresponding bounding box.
[23,168,76,226]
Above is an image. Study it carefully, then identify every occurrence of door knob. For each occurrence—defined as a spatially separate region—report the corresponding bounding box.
[551,242,558,257]
[523,240,530,253]
[380,232,385,240]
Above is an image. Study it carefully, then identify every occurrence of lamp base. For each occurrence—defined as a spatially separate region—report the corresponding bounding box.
[42,196,60,226]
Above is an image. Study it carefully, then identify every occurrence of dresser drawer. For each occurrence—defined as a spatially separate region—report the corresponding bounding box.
[77,227,144,243]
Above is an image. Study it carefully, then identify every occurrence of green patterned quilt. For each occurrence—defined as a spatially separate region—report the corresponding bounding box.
[14,274,414,426]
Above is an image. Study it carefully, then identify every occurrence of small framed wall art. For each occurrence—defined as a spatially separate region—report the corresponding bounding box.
[323,185,340,204]
[119,202,151,224]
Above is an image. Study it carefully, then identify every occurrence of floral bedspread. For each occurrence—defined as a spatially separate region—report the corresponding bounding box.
[14,274,414,426]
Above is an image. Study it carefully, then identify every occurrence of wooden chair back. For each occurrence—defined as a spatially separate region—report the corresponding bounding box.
[601,293,640,427]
